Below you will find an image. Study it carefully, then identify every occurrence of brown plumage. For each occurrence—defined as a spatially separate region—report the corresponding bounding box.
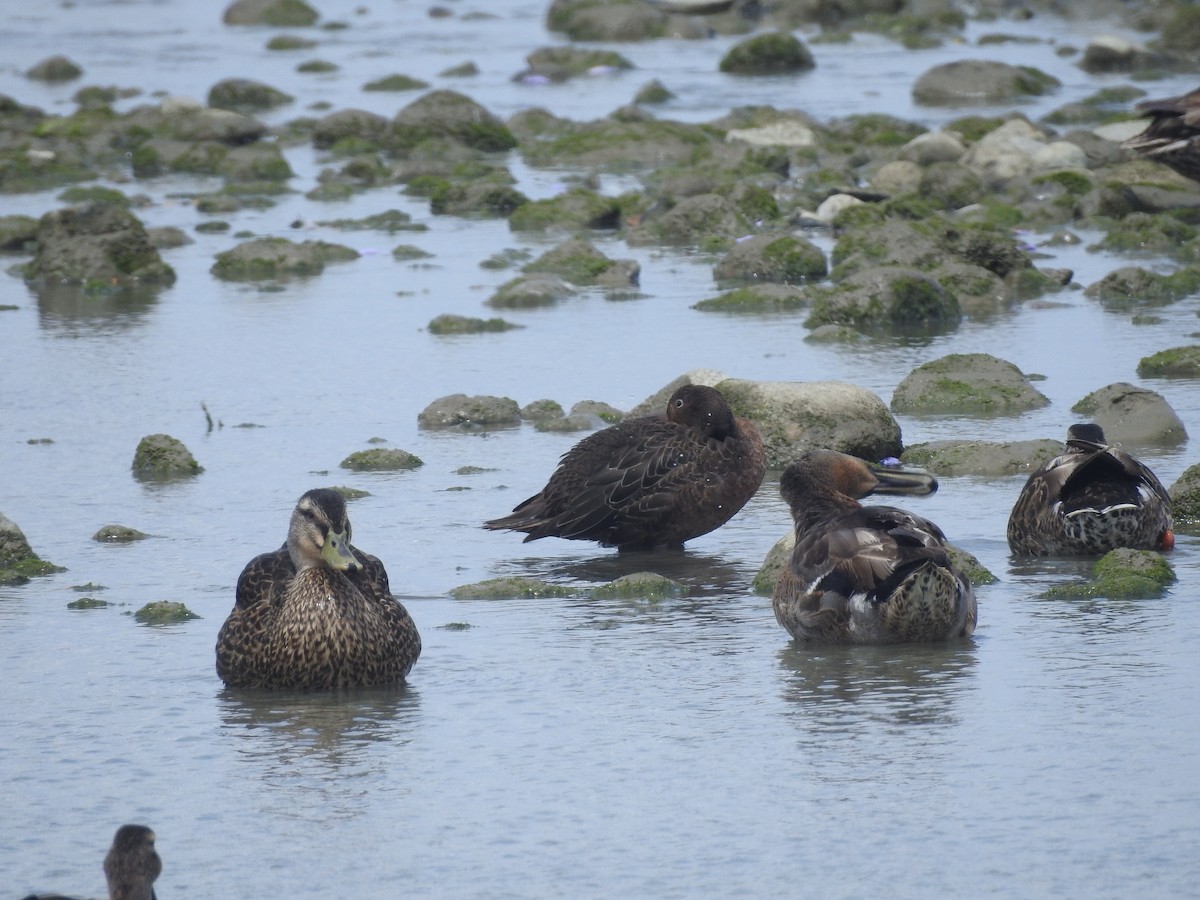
[1007,423,1173,556]
[21,824,161,900]
[772,450,976,645]
[216,488,421,689]
[483,384,766,551]
[1122,87,1200,182]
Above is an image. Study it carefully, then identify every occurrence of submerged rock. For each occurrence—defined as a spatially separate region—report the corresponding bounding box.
[0,511,65,585]
[591,572,689,601]
[450,576,578,600]
[891,353,1049,415]
[131,434,203,480]
[806,267,961,333]
[486,273,576,308]
[134,601,201,624]
[93,525,149,543]
[428,314,521,334]
[340,448,424,471]
[1041,548,1175,600]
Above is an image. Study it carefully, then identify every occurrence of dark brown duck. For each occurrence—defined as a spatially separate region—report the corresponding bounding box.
[216,488,421,689]
[21,824,161,900]
[1007,423,1173,556]
[484,384,766,551]
[772,450,976,644]
[1122,87,1200,182]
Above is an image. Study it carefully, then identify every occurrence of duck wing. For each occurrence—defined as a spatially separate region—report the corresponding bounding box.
[233,544,294,610]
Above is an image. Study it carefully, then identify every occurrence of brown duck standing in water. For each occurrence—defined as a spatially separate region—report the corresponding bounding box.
[484,384,766,551]
[22,824,161,900]
[772,450,976,644]
[216,488,421,689]
[1007,423,1173,556]
[1122,87,1200,182]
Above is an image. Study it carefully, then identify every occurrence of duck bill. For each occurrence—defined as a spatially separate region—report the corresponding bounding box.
[868,463,938,497]
[321,528,361,571]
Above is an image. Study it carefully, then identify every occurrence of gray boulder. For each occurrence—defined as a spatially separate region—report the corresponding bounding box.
[25,204,176,287]
[132,434,203,480]
[713,233,827,285]
[912,60,1060,106]
[892,353,1049,415]
[418,394,522,429]
[1071,382,1187,447]
[901,439,1063,476]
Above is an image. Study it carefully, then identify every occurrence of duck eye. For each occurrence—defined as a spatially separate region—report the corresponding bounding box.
[674,398,684,408]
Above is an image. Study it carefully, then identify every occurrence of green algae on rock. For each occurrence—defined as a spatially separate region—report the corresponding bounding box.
[693,284,807,313]
[364,74,430,92]
[211,236,358,280]
[93,525,149,543]
[891,353,1049,415]
[591,572,689,601]
[428,314,521,335]
[134,601,201,624]
[0,511,65,586]
[389,90,517,154]
[901,439,1062,477]
[1137,345,1200,378]
[713,234,827,285]
[508,187,621,232]
[523,237,639,286]
[340,449,424,471]
[450,576,578,600]
[132,434,203,480]
[223,0,319,25]
[418,394,522,429]
[25,204,176,290]
[719,32,815,75]
[1168,463,1200,528]
[1041,548,1175,600]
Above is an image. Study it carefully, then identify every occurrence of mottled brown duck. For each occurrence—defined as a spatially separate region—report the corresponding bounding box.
[772,450,976,645]
[216,488,421,689]
[1007,423,1173,556]
[484,384,766,551]
[1122,87,1200,182]
[21,824,161,900]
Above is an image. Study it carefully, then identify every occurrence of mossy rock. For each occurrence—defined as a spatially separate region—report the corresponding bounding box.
[508,188,621,232]
[68,597,109,610]
[417,394,522,429]
[635,79,673,104]
[522,237,637,287]
[946,546,998,586]
[521,399,565,421]
[0,512,64,585]
[0,214,40,252]
[266,34,317,50]
[211,237,358,280]
[329,486,371,500]
[805,267,961,333]
[26,55,83,82]
[693,284,807,313]
[1136,345,1200,378]
[719,32,815,75]
[339,448,424,471]
[316,209,424,233]
[1084,266,1200,309]
[223,0,319,26]
[535,414,597,433]
[25,204,176,288]
[450,576,578,600]
[1168,463,1200,527]
[520,46,635,82]
[570,400,624,423]
[207,78,293,112]
[891,353,1049,415]
[429,182,529,218]
[393,244,432,261]
[1088,212,1199,259]
[131,434,203,480]
[591,571,689,601]
[428,314,520,334]
[364,74,430,92]
[486,274,576,308]
[298,60,338,74]
[93,525,149,543]
[57,185,130,207]
[1042,548,1175,600]
[389,90,516,154]
[134,601,200,624]
[901,439,1062,476]
[713,234,827,285]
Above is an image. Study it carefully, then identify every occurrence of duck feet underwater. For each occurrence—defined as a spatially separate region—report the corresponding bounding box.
[215,488,421,689]
[21,824,161,900]
[484,384,766,551]
[1006,423,1173,556]
[772,450,976,645]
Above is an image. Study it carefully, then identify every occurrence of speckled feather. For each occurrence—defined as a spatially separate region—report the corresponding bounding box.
[1122,87,1200,182]
[484,384,766,551]
[772,450,976,645]
[216,490,420,689]
[1007,424,1173,556]
[22,824,162,900]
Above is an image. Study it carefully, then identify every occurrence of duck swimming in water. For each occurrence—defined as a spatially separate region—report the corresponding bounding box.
[1007,423,1173,556]
[22,824,161,900]
[772,450,976,644]
[216,488,421,689]
[484,384,766,551]
[1122,87,1200,183]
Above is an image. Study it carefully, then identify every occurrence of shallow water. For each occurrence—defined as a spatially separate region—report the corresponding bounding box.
[3,2,1200,897]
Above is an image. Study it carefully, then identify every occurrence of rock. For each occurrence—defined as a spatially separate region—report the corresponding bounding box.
[891,353,1049,415]
[26,55,83,82]
[25,204,176,288]
[132,434,203,480]
[340,448,424,471]
[1168,463,1200,527]
[1078,35,1161,74]
[1137,345,1200,378]
[635,79,673,104]
[1042,548,1175,600]
[546,0,669,42]
[522,237,639,287]
[507,187,621,232]
[626,193,751,249]
[207,78,293,112]
[692,283,807,313]
[536,414,599,433]
[515,47,634,83]
[93,525,149,542]
[901,439,1063,476]
[961,118,1048,186]
[211,237,358,280]
[1071,382,1187,446]
[450,576,577,600]
[311,108,389,149]
[814,193,864,223]
[870,160,922,195]
[427,314,520,334]
[418,394,522,429]
[918,162,986,209]
[912,60,1060,106]
[719,32,815,75]
[223,0,319,26]
[147,226,193,249]
[134,601,201,624]
[0,511,64,585]
[520,399,565,421]
[592,572,689,601]
[712,233,827,285]
[805,267,961,333]
[486,273,576,308]
[1028,141,1089,173]
[363,74,429,92]
[725,121,816,148]
[569,400,624,423]
[715,378,901,469]
[390,90,516,154]
[162,104,267,144]
[0,214,39,252]
[899,131,966,166]
[1084,266,1200,309]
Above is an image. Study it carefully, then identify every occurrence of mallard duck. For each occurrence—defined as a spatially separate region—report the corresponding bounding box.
[484,384,766,551]
[1122,87,1200,182]
[772,450,976,644]
[215,488,421,689]
[1007,423,1173,556]
[21,824,161,900]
